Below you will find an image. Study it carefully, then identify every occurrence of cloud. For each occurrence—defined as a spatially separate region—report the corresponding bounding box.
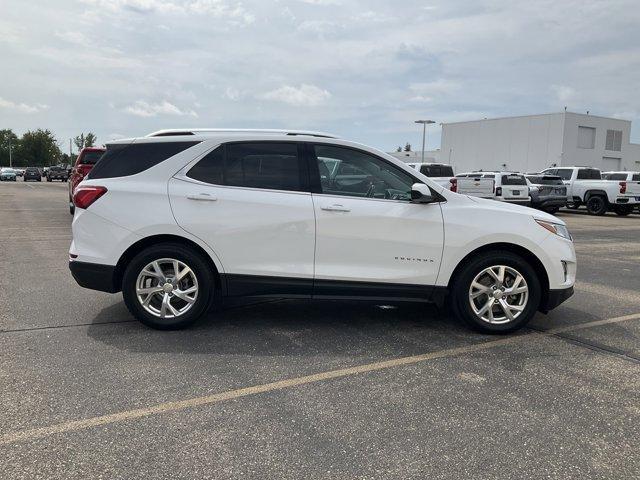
[123,100,198,117]
[0,97,49,114]
[260,84,331,107]
[80,0,254,24]
[552,85,578,104]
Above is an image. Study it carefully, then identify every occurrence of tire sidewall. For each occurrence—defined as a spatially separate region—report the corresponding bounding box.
[451,252,541,333]
[586,196,606,215]
[122,244,214,330]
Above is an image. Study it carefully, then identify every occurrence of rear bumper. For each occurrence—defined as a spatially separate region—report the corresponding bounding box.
[533,197,567,209]
[69,261,120,293]
[539,286,574,313]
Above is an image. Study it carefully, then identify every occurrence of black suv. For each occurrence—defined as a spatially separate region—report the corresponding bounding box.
[46,165,69,182]
[23,167,42,182]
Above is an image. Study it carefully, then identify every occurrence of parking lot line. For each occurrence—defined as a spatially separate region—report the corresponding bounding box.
[1,312,639,446]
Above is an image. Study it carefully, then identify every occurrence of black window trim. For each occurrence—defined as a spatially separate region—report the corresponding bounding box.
[180,140,311,195]
[305,142,446,203]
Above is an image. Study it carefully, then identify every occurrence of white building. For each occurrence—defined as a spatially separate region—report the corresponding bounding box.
[439,111,640,173]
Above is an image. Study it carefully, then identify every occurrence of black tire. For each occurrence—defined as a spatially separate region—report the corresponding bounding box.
[567,201,581,210]
[122,243,215,330]
[46,177,51,182]
[450,251,541,334]
[69,203,75,215]
[545,207,559,214]
[585,195,607,216]
[613,205,633,216]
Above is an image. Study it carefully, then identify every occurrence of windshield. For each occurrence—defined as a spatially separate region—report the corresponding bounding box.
[420,165,454,177]
[80,151,105,165]
[501,174,527,185]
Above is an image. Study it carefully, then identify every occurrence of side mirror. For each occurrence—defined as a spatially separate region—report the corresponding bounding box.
[411,183,435,203]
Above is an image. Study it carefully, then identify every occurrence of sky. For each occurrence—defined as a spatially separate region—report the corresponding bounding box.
[1,0,639,153]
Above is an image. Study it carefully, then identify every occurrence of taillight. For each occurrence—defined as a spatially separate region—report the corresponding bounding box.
[495,187,502,196]
[73,186,107,209]
[450,178,457,192]
[619,181,626,194]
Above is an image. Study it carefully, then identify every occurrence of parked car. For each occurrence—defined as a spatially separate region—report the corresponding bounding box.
[525,175,567,214]
[69,129,575,334]
[540,166,640,216]
[0,167,17,181]
[69,147,106,214]
[451,172,531,205]
[23,167,42,182]
[46,165,69,182]
[405,162,455,188]
[14,168,24,177]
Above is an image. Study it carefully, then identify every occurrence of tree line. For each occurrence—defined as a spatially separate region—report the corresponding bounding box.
[0,129,97,168]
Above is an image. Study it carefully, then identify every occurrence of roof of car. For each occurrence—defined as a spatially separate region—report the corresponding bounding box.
[146,128,338,139]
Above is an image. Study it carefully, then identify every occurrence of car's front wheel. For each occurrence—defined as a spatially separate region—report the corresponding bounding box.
[586,195,607,215]
[122,244,214,330]
[450,251,541,333]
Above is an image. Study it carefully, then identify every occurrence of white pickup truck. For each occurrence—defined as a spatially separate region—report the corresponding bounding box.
[540,166,640,215]
[406,162,455,188]
[451,171,531,205]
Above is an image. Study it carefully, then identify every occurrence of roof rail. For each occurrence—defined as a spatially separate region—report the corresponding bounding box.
[146,128,338,138]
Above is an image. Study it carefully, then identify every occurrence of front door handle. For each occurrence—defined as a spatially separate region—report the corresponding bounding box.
[186,193,218,201]
[321,204,350,212]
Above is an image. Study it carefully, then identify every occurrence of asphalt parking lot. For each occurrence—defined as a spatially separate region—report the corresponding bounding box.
[1,180,639,479]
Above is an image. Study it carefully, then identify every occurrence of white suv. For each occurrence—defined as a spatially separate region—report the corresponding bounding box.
[69,129,576,333]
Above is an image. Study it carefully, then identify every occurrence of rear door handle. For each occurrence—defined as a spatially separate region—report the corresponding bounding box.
[186,193,218,201]
[321,204,350,212]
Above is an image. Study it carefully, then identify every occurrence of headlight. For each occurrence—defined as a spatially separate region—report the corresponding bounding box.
[535,219,572,241]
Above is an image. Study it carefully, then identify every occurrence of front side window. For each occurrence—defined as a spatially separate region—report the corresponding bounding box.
[313,145,414,201]
[187,142,303,192]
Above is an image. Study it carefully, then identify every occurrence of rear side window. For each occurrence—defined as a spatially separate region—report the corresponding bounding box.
[577,168,601,180]
[501,174,527,185]
[187,142,304,192]
[79,151,105,165]
[89,141,200,179]
[420,165,454,177]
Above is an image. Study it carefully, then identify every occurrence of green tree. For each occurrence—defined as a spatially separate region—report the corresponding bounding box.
[0,129,19,167]
[16,129,62,167]
[74,132,97,151]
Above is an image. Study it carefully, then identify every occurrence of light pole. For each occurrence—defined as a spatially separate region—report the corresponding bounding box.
[8,137,12,168]
[414,119,435,163]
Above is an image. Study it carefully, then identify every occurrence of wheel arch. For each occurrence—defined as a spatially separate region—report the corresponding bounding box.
[446,242,550,311]
[114,234,223,294]
[583,189,608,202]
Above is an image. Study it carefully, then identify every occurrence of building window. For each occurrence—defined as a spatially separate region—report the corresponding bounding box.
[605,129,622,151]
[577,126,595,149]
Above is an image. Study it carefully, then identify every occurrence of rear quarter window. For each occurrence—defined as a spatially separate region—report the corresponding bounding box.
[89,141,200,179]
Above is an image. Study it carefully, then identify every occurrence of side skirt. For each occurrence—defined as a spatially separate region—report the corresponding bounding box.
[221,274,446,303]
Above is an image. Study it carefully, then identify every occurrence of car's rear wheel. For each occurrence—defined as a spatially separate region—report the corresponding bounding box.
[122,243,214,330]
[586,195,607,215]
[450,251,541,333]
[545,207,559,214]
[613,205,633,216]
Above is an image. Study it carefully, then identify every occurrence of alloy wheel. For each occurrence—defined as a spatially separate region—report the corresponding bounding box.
[468,265,529,324]
[135,258,199,318]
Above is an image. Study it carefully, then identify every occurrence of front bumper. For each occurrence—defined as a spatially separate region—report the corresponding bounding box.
[539,286,574,313]
[533,197,567,209]
[69,261,120,293]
